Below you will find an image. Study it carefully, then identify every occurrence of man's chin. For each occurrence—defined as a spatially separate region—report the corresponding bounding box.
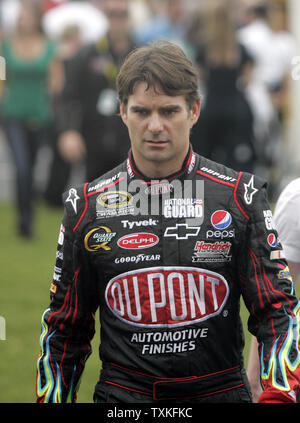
[143,150,173,163]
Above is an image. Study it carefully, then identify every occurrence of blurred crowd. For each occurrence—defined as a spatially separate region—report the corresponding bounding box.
[0,0,297,238]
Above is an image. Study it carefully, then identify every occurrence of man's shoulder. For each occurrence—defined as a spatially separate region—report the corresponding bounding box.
[197,155,265,184]
[62,162,126,224]
[86,162,127,195]
[197,158,239,185]
[197,156,251,185]
[196,155,267,217]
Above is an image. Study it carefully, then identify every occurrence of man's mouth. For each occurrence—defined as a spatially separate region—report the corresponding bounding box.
[144,139,169,146]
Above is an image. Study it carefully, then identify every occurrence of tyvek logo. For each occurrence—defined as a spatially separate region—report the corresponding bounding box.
[105,267,229,328]
[211,210,232,230]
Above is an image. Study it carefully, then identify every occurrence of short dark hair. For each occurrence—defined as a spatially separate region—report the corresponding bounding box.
[252,4,269,19]
[116,41,200,109]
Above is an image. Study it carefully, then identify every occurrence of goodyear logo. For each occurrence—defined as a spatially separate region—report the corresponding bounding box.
[97,191,132,208]
[84,226,116,252]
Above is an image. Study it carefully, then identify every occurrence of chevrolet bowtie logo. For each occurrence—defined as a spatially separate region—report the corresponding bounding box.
[164,224,200,240]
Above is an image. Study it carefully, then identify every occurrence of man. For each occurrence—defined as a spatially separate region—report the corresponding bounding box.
[247,178,300,402]
[45,0,135,206]
[36,41,300,403]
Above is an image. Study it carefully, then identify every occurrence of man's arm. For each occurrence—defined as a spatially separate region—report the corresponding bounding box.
[36,185,98,402]
[247,260,300,402]
[54,49,87,164]
[247,180,300,401]
[238,178,300,403]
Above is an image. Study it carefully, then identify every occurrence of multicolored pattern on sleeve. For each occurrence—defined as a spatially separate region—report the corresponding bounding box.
[237,174,300,402]
[36,185,98,403]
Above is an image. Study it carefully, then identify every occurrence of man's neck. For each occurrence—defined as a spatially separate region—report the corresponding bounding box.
[131,146,191,179]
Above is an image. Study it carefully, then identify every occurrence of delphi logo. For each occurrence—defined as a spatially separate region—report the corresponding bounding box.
[0,316,6,340]
[105,267,229,328]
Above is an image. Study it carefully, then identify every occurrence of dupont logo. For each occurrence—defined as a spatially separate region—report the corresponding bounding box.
[117,233,159,250]
[105,267,229,327]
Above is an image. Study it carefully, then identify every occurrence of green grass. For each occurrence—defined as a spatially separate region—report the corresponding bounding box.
[2,201,284,403]
[0,202,100,403]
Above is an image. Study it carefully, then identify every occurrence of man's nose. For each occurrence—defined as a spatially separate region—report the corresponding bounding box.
[147,113,163,133]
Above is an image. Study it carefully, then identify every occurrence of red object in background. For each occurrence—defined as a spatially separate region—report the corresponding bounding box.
[42,0,68,14]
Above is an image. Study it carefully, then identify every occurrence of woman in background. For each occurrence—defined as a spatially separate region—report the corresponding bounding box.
[191,0,256,173]
[1,0,62,238]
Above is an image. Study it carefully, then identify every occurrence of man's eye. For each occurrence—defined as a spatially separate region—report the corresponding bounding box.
[162,109,177,117]
[136,109,149,116]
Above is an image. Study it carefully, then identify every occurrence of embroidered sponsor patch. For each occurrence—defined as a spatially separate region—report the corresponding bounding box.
[105,267,229,328]
[84,226,116,251]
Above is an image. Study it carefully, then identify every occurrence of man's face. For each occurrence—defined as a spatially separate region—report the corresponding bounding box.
[120,82,200,176]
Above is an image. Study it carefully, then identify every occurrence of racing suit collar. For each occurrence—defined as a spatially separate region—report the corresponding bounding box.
[127,145,197,182]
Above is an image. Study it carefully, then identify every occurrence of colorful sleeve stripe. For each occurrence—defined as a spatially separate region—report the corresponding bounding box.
[36,309,78,403]
[260,303,300,392]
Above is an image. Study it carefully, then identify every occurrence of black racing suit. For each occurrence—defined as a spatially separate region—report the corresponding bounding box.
[36,147,300,403]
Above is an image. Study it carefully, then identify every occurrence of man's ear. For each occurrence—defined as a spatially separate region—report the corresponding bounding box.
[190,100,201,127]
[119,102,128,126]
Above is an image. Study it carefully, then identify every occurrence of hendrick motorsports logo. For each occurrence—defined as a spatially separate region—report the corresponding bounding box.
[0,316,6,340]
[192,241,232,263]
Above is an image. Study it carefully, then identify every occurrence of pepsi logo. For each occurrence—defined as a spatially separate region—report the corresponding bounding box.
[105,267,229,328]
[118,233,159,250]
[268,233,278,247]
[211,210,232,230]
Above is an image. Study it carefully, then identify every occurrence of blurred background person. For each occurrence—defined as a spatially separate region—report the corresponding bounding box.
[267,1,297,123]
[43,24,84,207]
[55,0,135,192]
[238,0,296,107]
[0,0,63,237]
[238,0,297,199]
[133,0,192,56]
[190,0,257,173]
[0,0,21,38]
